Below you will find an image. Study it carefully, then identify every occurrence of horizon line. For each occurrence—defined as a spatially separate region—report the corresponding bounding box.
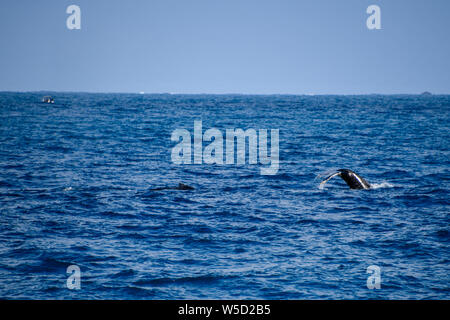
[0,90,447,96]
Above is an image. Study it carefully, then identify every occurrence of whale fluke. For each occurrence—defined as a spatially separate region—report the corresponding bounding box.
[320,169,371,190]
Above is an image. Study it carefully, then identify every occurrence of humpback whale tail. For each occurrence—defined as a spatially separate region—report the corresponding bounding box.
[319,169,371,190]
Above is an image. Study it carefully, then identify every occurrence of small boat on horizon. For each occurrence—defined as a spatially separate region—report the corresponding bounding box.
[42,96,55,103]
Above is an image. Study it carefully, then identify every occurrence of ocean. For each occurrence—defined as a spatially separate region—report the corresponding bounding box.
[0,92,448,299]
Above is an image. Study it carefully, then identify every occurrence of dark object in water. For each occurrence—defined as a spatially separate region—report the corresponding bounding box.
[150,183,194,191]
[320,169,371,190]
[421,91,432,96]
[42,96,55,103]
[176,183,194,190]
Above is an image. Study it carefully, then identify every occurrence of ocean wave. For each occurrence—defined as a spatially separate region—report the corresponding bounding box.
[0,93,448,299]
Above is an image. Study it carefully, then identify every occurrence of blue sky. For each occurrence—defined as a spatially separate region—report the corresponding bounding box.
[0,0,449,94]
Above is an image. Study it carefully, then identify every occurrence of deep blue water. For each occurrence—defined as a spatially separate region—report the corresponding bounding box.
[0,93,449,299]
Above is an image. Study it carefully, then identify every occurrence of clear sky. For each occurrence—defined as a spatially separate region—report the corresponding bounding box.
[0,0,449,94]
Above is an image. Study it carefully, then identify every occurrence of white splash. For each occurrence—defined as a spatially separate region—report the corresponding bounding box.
[370,182,394,189]
[318,181,394,190]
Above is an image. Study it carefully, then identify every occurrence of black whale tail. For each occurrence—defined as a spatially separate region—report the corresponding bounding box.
[320,169,371,190]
